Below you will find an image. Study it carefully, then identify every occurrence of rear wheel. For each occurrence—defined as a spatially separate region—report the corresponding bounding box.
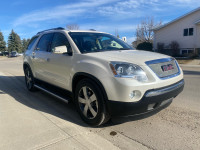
[75,79,110,126]
[24,67,36,91]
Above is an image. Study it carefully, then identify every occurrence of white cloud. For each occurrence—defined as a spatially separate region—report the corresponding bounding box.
[13,0,116,26]
[97,0,200,19]
[170,0,197,3]
[167,0,200,7]
[14,0,167,27]
[14,0,198,28]
[97,0,160,17]
[80,24,137,34]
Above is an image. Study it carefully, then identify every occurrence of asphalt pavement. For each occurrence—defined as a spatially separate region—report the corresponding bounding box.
[0,56,200,150]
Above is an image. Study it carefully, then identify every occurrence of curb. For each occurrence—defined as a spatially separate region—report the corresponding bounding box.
[180,64,200,67]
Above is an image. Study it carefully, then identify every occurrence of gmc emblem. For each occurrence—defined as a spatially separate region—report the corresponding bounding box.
[161,64,174,72]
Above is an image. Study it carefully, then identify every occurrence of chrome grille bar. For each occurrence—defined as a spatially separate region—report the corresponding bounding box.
[145,58,180,79]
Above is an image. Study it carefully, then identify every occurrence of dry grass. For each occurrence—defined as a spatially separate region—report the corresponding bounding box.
[177,59,200,65]
[0,56,8,60]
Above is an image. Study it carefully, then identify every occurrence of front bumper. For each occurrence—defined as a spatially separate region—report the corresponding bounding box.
[107,79,184,116]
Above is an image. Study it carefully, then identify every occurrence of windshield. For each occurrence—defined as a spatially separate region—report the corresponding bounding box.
[69,32,134,53]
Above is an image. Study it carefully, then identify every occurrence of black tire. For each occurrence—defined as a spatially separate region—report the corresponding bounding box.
[24,67,36,92]
[75,79,110,126]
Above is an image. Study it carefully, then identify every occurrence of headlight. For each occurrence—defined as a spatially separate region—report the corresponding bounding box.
[110,62,148,82]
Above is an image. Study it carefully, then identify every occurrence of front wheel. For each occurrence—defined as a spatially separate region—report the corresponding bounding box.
[75,79,110,126]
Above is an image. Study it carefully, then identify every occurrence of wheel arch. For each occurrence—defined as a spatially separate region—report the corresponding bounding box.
[72,72,108,103]
[23,62,31,71]
[23,62,36,78]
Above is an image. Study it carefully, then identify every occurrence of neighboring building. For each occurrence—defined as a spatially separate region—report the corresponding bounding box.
[153,7,200,56]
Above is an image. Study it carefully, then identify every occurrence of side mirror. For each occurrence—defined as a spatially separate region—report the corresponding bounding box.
[54,46,68,54]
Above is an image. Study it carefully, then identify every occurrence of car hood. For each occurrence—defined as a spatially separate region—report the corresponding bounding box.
[84,50,171,66]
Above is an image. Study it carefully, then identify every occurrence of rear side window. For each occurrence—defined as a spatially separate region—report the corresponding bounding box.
[36,33,54,52]
[51,32,72,53]
[27,36,38,50]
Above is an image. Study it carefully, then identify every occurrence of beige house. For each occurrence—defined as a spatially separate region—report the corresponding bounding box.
[153,7,200,56]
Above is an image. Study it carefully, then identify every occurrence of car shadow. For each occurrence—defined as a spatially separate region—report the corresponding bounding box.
[0,75,90,127]
[0,75,167,127]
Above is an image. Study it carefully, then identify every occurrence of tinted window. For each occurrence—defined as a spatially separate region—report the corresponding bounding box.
[51,33,71,53]
[69,32,133,53]
[27,36,38,50]
[36,33,54,52]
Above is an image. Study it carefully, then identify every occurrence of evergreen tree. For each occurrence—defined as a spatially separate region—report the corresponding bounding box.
[8,29,15,52]
[0,31,6,52]
[22,38,30,52]
[8,29,22,52]
[14,33,22,53]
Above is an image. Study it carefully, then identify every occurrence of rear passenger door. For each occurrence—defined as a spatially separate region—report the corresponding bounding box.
[32,33,54,82]
[40,32,73,90]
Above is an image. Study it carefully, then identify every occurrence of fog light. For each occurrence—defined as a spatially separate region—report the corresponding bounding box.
[148,103,156,111]
[129,91,136,99]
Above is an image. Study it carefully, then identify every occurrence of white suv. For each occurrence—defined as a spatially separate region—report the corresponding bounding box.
[23,27,184,126]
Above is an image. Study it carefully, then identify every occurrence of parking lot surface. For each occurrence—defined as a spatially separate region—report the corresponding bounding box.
[0,57,200,150]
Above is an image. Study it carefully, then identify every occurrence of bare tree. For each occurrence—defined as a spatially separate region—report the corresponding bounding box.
[135,17,162,45]
[170,41,179,56]
[66,24,79,30]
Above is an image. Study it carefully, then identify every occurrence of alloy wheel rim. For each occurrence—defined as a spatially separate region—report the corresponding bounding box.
[78,86,98,119]
[25,70,32,89]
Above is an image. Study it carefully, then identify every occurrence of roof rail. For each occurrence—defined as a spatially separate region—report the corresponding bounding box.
[37,27,65,34]
[89,29,96,31]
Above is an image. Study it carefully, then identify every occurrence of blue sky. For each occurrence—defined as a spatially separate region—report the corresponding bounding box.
[0,0,199,44]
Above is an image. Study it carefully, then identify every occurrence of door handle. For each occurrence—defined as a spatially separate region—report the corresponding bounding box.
[32,52,35,58]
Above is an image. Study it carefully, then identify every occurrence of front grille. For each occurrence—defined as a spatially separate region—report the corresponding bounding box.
[145,58,180,79]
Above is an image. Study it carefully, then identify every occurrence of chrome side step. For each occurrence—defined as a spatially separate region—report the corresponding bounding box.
[34,85,69,103]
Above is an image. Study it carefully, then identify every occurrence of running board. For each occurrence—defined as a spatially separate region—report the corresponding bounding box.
[34,85,69,103]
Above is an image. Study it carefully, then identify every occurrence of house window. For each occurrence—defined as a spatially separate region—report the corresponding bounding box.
[182,50,188,54]
[184,29,188,36]
[181,49,194,55]
[183,28,194,36]
[189,28,193,36]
